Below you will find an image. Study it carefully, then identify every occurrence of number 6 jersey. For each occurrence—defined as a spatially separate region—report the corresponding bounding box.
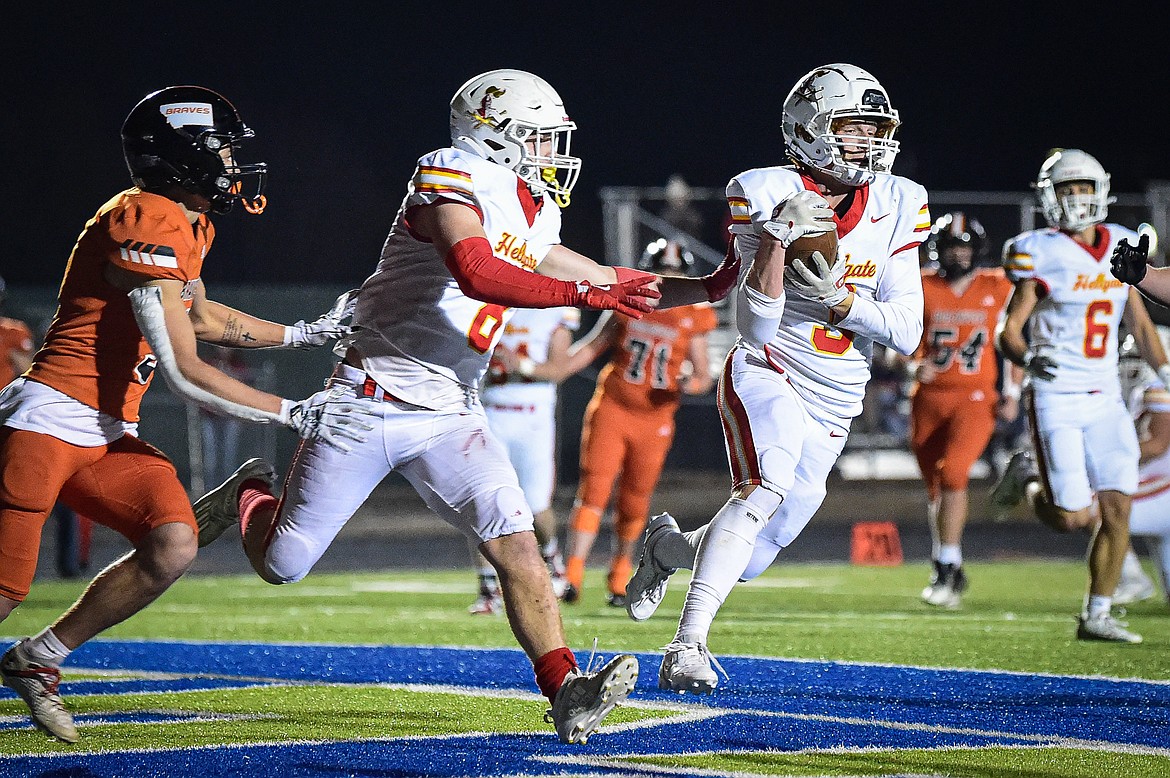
[1002,224,1138,394]
[349,147,562,410]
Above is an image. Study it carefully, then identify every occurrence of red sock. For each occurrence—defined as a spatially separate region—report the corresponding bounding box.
[534,647,578,703]
[238,480,277,538]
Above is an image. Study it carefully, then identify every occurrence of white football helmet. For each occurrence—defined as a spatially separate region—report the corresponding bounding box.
[1034,148,1114,231]
[782,63,901,186]
[449,69,581,207]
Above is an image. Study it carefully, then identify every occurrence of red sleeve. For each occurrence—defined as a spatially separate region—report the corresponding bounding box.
[445,237,579,309]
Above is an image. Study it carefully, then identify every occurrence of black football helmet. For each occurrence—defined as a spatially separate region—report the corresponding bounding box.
[121,86,267,215]
[924,211,988,279]
[637,238,696,276]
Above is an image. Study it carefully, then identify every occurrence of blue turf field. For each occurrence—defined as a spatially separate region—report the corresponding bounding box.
[1,640,1168,776]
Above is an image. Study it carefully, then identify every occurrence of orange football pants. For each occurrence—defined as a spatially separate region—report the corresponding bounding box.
[573,393,677,544]
[909,388,997,499]
[0,426,196,601]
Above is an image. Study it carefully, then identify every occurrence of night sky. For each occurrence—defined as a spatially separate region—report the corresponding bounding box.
[4,6,1168,289]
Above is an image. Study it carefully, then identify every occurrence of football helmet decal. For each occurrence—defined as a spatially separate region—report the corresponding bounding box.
[1034,148,1113,231]
[450,69,581,207]
[924,211,988,279]
[782,63,901,187]
[122,85,267,215]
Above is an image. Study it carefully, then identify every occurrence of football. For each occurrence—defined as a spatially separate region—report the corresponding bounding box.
[786,229,839,268]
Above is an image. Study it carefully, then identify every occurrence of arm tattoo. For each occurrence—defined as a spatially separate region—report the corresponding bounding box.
[222,317,257,345]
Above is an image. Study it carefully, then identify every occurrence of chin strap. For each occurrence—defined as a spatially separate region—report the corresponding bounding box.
[542,168,571,208]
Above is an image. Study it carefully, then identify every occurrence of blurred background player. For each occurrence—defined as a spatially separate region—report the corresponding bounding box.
[0,85,366,742]
[1111,332,1170,604]
[625,63,929,693]
[908,212,1014,608]
[0,275,34,388]
[468,306,581,614]
[992,148,1170,643]
[200,68,740,744]
[561,238,717,606]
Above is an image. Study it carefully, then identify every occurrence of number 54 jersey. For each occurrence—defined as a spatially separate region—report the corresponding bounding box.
[349,147,562,410]
[1002,224,1138,394]
[727,166,929,419]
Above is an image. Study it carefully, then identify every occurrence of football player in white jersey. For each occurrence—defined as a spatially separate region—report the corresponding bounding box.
[468,306,581,614]
[991,148,1170,643]
[623,63,929,694]
[1111,333,1170,604]
[192,69,740,743]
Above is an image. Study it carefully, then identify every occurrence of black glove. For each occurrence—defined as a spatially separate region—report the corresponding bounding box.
[1110,233,1150,285]
[1023,352,1058,382]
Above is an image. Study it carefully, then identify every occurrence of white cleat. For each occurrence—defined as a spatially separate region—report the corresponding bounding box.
[658,642,726,695]
[546,654,638,744]
[626,513,680,622]
[1113,574,1157,606]
[193,458,276,548]
[1,640,79,743]
[990,450,1037,510]
[1076,613,1143,644]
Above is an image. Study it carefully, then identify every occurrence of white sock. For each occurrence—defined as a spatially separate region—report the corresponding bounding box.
[937,544,962,566]
[1086,594,1112,620]
[23,628,71,667]
[675,497,767,645]
[540,538,559,561]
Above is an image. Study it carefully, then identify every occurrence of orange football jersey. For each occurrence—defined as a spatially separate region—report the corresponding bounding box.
[28,189,212,422]
[597,303,718,413]
[0,316,34,386]
[916,268,1012,397]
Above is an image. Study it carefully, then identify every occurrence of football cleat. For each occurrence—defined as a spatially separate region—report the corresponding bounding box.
[606,592,626,608]
[545,654,638,744]
[1114,566,1157,606]
[193,458,276,548]
[626,513,680,622]
[921,561,968,609]
[990,450,1037,510]
[658,642,727,695]
[468,591,504,616]
[561,583,580,605]
[1,640,79,743]
[1076,613,1142,644]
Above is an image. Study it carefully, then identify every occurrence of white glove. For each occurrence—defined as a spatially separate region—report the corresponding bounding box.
[785,251,850,307]
[761,191,835,247]
[284,289,360,349]
[279,383,377,453]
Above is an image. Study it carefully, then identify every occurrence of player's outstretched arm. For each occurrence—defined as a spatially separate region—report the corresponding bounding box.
[411,202,658,317]
[112,270,374,452]
[190,285,358,350]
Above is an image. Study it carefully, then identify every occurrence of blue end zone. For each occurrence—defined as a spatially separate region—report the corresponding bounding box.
[1,640,1167,777]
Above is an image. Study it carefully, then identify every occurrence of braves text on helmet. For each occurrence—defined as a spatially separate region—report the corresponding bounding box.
[122,85,267,215]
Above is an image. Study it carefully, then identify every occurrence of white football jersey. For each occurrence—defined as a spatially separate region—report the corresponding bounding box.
[348,147,563,410]
[727,166,929,418]
[1003,224,1137,394]
[482,306,580,407]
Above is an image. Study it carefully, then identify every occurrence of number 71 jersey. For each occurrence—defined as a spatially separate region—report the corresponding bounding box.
[1002,224,1138,393]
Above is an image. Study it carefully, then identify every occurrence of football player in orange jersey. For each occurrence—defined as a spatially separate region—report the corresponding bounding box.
[562,239,718,606]
[0,86,372,742]
[0,275,35,388]
[908,213,1015,608]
